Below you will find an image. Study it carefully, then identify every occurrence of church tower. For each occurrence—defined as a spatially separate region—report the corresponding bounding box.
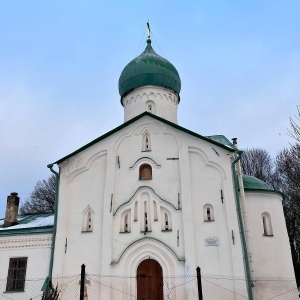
[118,37,181,123]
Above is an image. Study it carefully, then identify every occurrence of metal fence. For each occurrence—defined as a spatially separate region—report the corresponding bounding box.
[0,274,298,299]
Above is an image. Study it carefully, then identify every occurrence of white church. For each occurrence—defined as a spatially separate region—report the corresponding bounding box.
[0,32,298,299]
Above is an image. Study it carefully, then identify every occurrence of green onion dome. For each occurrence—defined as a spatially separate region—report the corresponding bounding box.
[118,39,181,100]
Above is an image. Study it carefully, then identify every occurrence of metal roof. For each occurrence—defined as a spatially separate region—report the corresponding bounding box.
[118,39,181,99]
[0,213,54,235]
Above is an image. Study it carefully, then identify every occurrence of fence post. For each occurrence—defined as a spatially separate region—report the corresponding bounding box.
[80,264,86,300]
[196,266,203,300]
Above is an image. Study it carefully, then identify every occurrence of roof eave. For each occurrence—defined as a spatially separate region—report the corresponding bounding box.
[244,188,285,198]
[0,226,54,236]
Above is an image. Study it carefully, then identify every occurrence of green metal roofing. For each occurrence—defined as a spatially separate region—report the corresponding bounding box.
[242,175,284,197]
[53,112,236,165]
[0,213,54,236]
[118,39,181,100]
[206,135,237,150]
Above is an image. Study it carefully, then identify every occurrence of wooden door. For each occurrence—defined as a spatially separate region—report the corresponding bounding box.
[137,259,163,300]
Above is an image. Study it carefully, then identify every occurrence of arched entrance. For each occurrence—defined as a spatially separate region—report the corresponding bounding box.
[137,259,163,300]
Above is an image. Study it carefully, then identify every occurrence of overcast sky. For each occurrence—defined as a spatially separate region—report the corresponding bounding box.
[0,1,299,217]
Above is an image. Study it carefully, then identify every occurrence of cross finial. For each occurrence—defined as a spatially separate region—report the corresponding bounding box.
[147,21,151,39]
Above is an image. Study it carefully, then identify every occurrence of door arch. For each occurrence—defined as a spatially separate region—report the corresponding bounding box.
[137,259,163,300]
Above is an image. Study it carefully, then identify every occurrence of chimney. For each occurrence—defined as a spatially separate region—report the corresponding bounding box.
[4,192,20,227]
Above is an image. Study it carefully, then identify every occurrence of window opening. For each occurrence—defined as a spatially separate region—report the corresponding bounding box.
[262,212,273,236]
[161,208,172,231]
[262,216,267,235]
[120,209,131,233]
[144,201,148,232]
[87,211,92,230]
[139,164,152,180]
[124,214,128,232]
[203,204,214,221]
[207,208,211,221]
[165,213,169,230]
[146,101,155,114]
[82,206,94,232]
[142,133,151,151]
[6,257,27,291]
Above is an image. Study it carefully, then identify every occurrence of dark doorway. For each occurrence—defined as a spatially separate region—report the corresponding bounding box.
[137,259,163,300]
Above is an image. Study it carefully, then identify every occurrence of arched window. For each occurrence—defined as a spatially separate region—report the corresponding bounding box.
[140,192,152,232]
[144,201,148,232]
[161,208,172,231]
[87,211,92,231]
[203,204,214,221]
[124,214,129,232]
[165,213,169,230]
[82,205,95,232]
[139,164,152,180]
[120,209,131,233]
[146,101,155,114]
[262,212,273,236]
[142,133,151,151]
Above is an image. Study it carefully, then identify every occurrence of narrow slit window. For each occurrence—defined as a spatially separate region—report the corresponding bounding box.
[82,206,94,232]
[146,101,155,114]
[87,211,92,231]
[165,213,169,230]
[142,133,151,151]
[120,210,131,233]
[124,214,128,232]
[161,208,172,231]
[262,212,273,236]
[144,201,148,232]
[262,216,267,235]
[207,208,211,221]
[204,204,214,221]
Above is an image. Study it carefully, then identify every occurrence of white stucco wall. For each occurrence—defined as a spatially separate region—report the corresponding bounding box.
[246,192,295,278]
[122,85,179,123]
[53,116,245,280]
[245,191,298,298]
[0,233,52,299]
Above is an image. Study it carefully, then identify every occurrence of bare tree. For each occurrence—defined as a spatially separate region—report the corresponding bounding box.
[241,148,275,187]
[275,144,300,286]
[288,105,300,143]
[20,175,55,214]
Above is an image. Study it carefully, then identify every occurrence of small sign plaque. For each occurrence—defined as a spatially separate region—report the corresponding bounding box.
[205,237,220,246]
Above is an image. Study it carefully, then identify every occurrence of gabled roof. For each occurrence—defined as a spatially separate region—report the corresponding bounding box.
[53,112,238,165]
[0,213,54,236]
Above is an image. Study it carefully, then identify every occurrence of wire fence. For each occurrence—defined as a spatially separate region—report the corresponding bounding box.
[0,274,298,299]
